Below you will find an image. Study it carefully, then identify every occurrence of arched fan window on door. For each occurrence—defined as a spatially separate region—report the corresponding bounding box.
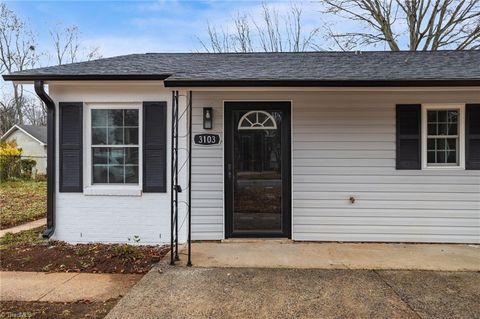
[237,111,277,130]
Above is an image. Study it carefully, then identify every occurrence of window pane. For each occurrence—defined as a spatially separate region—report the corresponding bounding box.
[93,148,108,164]
[437,151,446,163]
[108,109,123,126]
[125,148,138,165]
[437,124,448,135]
[438,111,447,123]
[427,111,437,123]
[92,109,107,127]
[92,128,107,145]
[427,138,435,150]
[109,148,125,165]
[427,151,436,163]
[447,151,457,164]
[437,138,446,150]
[125,109,139,126]
[124,128,138,145]
[447,111,457,123]
[93,166,107,183]
[427,124,437,135]
[447,138,457,150]
[125,166,139,183]
[447,123,457,135]
[108,165,124,183]
[108,128,123,144]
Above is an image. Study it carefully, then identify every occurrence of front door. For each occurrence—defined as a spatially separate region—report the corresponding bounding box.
[225,102,291,238]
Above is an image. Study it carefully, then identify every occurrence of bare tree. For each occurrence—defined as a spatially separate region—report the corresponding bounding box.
[0,2,103,135]
[233,13,254,52]
[321,0,480,51]
[0,93,17,134]
[22,95,47,126]
[255,3,284,52]
[50,24,101,65]
[199,3,321,52]
[201,22,232,53]
[0,2,38,126]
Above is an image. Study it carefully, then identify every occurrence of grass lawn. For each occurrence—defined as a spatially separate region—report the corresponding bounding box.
[0,226,47,248]
[0,180,46,229]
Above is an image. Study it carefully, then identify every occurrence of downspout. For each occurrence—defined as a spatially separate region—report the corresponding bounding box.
[34,80,55,238]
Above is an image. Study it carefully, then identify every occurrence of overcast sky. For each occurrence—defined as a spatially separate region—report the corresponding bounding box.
[8,0,331,62]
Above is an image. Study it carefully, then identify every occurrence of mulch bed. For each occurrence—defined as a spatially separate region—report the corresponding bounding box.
[1,242,170,274]
[0,299,119,319]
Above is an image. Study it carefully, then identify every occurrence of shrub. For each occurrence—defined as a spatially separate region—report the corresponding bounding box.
[35,173,47,182]
[112,243,144,262]
[0,141,22,181]
[20,158,36,179]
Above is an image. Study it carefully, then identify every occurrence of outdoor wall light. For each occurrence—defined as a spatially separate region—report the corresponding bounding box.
[203,107,213,129]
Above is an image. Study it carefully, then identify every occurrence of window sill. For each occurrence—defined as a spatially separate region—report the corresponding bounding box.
[422,166,465,170]
[83,186,142,196]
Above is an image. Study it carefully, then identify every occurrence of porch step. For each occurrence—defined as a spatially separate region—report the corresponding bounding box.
[221,238,292,244]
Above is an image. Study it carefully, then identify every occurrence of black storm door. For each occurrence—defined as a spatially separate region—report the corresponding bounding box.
[225,102,291,238]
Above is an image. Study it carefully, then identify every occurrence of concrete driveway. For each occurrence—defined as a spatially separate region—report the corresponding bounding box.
[106,242,480,318]
[106,265,480,319]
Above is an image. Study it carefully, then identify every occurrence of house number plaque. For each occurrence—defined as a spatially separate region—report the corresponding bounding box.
[194,134,221,146]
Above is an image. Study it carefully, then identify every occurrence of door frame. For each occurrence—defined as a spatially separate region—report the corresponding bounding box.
[224,101,291,238]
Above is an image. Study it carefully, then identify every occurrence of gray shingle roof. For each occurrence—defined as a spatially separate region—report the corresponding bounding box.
[19,125,47,144]
[3,51,480,86]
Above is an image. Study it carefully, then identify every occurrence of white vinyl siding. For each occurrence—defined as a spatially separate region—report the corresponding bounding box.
[292,93,478,243]
[191,90,480,243]
[191,95,224,240]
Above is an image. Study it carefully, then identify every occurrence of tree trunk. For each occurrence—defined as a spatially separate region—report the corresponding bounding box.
[12,83,23,124]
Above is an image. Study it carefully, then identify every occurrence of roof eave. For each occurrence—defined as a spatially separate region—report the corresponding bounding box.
[164,79,480,87]
[2,74,172,81]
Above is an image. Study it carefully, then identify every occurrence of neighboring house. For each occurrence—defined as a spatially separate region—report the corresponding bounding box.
[1,124,48,174]
[2,51,479,246]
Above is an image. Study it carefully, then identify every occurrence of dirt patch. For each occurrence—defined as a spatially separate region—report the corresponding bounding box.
[1,242,170,274]
[1,227,170,274]
[0,181,46,229]
[0,299,118,319]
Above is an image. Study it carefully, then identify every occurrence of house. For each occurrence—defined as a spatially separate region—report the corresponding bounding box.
[3,51,479,252]
[1,124,48,174]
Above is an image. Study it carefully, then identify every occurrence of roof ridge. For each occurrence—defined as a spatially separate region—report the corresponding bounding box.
[143,50,467,55]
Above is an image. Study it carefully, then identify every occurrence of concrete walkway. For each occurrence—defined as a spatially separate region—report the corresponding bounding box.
[183,241,480,271]
[0,218,46,237]
[0,271,142,302]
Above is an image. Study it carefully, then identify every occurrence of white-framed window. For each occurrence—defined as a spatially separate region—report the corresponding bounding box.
[422,104,465,169]
[85,103,142,195]
[238,110,278,130]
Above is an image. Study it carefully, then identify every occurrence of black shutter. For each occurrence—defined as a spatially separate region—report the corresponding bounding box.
[396,104,421,169]
[59,102,83,192]
[143,101,167,192]
[466,104,480,170]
